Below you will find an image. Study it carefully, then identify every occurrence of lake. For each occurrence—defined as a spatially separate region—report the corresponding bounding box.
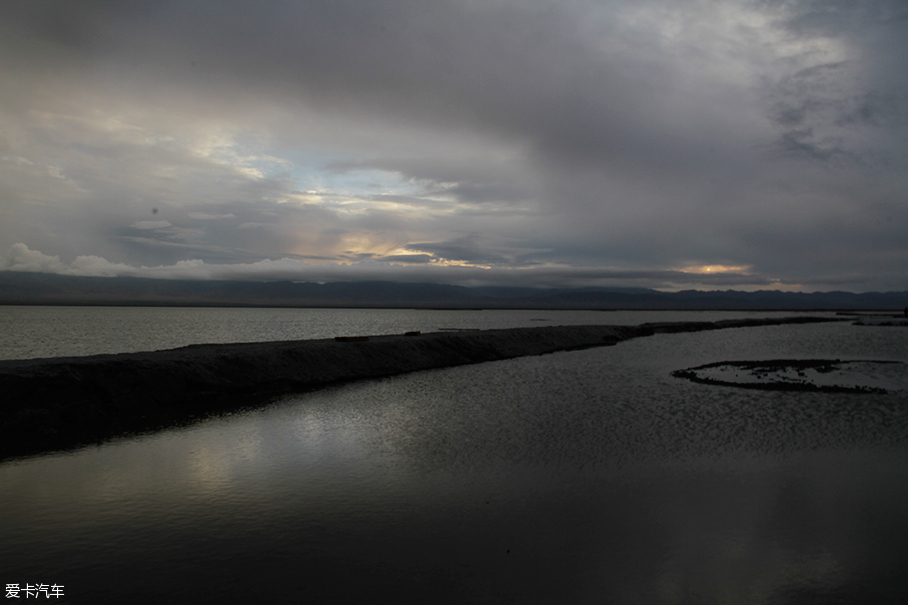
[1,308,907,603]
[0,305,829,360]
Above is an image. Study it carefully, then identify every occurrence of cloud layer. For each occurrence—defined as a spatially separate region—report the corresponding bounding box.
[1,0,907,291]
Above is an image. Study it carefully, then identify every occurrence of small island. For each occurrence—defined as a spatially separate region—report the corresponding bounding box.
[673,358,907,394]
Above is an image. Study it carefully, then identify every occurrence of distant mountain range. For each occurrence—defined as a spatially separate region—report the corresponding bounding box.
[1,271,906,310]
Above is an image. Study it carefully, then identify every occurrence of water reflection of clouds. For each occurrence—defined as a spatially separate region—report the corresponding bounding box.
[183,426,260,495]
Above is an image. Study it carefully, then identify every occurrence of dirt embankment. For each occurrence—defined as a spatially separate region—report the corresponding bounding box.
[0,316,838,459]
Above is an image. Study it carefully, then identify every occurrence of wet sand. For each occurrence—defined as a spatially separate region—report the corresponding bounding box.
[0,316,838,459]
[673,358,907,394]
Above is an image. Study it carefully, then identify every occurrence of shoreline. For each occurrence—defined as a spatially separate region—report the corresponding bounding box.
[0,316,839,460]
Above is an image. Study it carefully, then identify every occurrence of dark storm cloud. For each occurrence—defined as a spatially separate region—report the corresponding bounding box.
[1,0,907,291]
[767,0,908,37]
[763,0,908,164]
[2,0,675,168]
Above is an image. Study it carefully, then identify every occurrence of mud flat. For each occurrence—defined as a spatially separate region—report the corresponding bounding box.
[673,359,908,394]
[0,316,838,459]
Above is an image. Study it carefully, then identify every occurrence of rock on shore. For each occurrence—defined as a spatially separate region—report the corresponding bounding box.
[0,316,838,459]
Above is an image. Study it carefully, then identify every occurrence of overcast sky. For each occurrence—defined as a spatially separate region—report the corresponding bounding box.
[1,0,906,291]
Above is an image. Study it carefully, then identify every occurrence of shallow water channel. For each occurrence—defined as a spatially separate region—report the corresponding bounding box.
[2,321,908,603]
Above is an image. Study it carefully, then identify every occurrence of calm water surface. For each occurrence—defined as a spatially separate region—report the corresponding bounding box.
[0,305,830,360]
[1,314,907,603]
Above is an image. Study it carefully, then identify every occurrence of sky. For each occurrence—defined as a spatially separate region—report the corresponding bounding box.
[1,0,906,292]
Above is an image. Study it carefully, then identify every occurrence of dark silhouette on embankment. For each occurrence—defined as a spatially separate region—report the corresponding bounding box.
[0,316,840,460]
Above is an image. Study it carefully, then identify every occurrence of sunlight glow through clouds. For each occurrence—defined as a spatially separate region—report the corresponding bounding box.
[685,264,750,274]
